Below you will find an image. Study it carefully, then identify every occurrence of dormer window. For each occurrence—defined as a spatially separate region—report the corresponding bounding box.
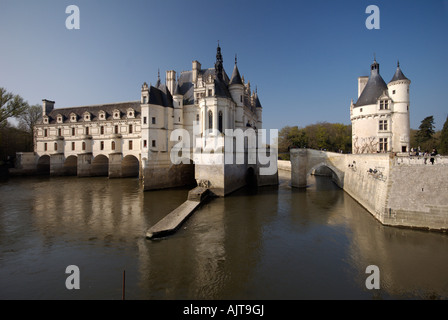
[113,109,120,120]
[99,111,106,120]
[127,108,135,118]
[70,113,77,122]
[379,100,389,110]
[43,116,49,124]
[83,112,91,121]
[57,114,63,124]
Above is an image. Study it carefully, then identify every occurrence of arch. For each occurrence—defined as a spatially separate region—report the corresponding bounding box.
[64,155,78,176]
[91,154,109,177]
[307,162,344,188]
[37,155,50,175]
[121,155,139,178]
[208,110,213,130]
[245,166,258,188]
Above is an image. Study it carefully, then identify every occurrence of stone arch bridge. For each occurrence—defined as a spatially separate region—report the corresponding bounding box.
[290,149,346,188]
[289,148,448,232]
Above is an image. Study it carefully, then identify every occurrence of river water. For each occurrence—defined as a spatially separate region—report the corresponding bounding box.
[0,170,447,300]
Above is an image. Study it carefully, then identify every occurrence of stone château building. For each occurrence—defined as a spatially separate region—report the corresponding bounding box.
[26,44,277,195]
[350,59,411,154]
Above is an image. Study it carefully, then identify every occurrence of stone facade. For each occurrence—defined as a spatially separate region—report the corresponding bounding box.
[290,149,448,231]
[351,60,411,154]
[26,45,276,195]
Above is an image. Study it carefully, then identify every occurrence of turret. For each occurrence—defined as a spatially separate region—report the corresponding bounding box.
[388,61,411,153]
[173,80,183,130]
[229,55,244,107]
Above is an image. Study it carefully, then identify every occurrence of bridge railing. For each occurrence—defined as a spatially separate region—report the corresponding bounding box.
[394,155,448,166]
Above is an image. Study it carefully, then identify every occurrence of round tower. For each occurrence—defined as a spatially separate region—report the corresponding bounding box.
[388,61,411,153]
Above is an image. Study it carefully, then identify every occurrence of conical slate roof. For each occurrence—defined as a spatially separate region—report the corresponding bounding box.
[355,60,388,107]
[389,61,409,83]
[229,62,243,85]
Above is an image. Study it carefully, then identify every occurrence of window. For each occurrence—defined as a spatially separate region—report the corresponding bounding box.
[208,111,213,130]
[196,114,199,122]
[129,124,133,134]
[240,95,242,103]
[402,146,407,153]
[71,142,75,151]
[44,129,48,137]
[218,111,223,133]
[58,128,62,136]
[100,126,104,135]
[379,138,388,152]
[152,140,156,147]
[143,140,147,148]
[115,125,119,134]
[208,89,212,96]
[152,117,156,124]
[44,143,47,151]
[143,96,147,104]
[111,141,115,150]
[392,90,396,94]
[72,128,76,136]
[82,142,86,151]
[129,140,133,150]
[380,100,389,110]
[54,143,58,151]
[379,120,388,131]
[85,127,89,135]
[100,141,104,150]
[143,117,147,124]
[360,108,363,113]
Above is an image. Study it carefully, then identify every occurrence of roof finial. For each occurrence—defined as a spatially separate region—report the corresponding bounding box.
[235,54,237,65]
[374,53,376,62]
[397,59,400,67]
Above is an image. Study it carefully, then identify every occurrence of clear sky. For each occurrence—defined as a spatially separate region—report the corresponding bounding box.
[1,0,447,130]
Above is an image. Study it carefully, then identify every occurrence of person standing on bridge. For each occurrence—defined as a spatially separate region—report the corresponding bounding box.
[430,149,437,165]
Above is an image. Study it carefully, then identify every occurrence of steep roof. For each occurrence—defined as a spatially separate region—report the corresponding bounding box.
[389,61,409,83]
[355,60,388,107]
[45,101,141,124]
[229,63,243,86]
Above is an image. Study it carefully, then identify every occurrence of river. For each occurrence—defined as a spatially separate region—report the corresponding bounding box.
[0,170,447,300]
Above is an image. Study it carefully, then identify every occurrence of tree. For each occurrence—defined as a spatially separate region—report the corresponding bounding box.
[439,115,448,155]
[0,87,29,128]
[17,104,42,152]
[415,116,435,145]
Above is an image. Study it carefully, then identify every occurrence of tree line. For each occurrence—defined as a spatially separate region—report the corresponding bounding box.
[278,115,448,159]
[0,87,42,164]
[411,115,448,155]
[278,122,352,159]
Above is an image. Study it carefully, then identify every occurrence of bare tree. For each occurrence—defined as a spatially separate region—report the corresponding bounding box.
[17,104,42,152]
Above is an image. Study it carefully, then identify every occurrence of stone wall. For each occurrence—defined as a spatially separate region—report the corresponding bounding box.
[290,149,448,231]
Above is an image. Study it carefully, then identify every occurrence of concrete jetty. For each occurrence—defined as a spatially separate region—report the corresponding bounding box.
[145,187,210,239]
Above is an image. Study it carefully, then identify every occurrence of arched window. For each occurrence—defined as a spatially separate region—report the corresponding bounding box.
[82,142,86,151]
[111,141,115,150]
[208,111,213,130]
[218,111,223,133]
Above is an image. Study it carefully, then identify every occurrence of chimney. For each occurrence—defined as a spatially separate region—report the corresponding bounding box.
[192,60,201,83]
[358,77,368,98]
[42,99,55,116]
[166,70,176,95]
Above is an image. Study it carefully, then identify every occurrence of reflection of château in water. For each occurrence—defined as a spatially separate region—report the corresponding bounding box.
[19,44,278,196]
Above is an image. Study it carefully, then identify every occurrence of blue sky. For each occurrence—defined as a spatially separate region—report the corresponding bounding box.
[1,0,447,130]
